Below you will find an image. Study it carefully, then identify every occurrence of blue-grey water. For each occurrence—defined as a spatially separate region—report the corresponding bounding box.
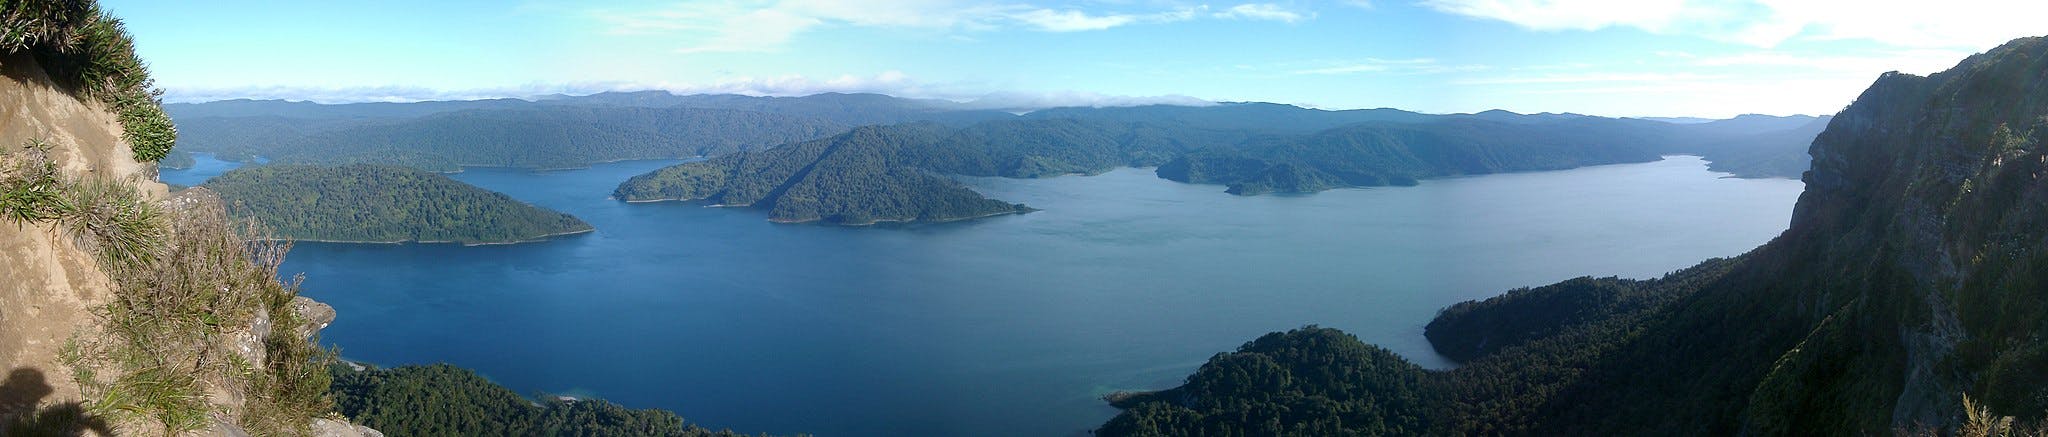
[159,152,245,187]
[165,156,1805,436]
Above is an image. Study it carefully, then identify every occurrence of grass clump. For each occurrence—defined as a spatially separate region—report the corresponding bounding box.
[64,192,337,436]
[2,0,178,162]
[5,138,335,435]
[0,139,68,223]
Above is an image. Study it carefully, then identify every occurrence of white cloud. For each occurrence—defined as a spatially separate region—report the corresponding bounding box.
[1011,9,1139,32]
[162,71,1217,111]
[595,1,1298,53]
[1290,58,1488,75]
[1456,72,1724,85]
[1689,49,1974,75]
[1011,7,1202,32]
[1215,4,1311,23]
[1421,0,2048,49]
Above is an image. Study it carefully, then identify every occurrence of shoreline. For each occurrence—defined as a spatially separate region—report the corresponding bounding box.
[766,206,1033,226]
[446,156,705,174]
[267,227,596,246]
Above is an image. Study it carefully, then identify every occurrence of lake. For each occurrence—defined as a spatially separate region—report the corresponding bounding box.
[165,155,1805,436]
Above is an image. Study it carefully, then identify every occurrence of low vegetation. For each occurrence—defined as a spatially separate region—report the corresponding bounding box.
[2,139,334,435]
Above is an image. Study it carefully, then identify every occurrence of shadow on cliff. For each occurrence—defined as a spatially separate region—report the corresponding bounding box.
[0,367,112,436]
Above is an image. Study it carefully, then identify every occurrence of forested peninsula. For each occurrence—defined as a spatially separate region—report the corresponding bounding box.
[203,165,592,244]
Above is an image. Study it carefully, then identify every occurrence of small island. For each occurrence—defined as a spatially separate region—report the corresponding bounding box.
[613,125,1035,225]
[203,164,593,244]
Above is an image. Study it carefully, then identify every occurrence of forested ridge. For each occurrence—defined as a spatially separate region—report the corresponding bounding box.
[331,364,770,437]
[1099,36,2048,436]
[1156,118,1669,194]
[616,112,1810,224]
[171,91,1827,185]
[177,107,847,172]
[163,92,1013,171]
[613,124,1037,225]
[203,164,592,244]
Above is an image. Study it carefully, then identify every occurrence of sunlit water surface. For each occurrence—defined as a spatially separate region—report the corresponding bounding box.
[166,155,1804,436]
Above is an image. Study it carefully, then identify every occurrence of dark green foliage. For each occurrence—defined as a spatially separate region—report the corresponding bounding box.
[615,124,1034,225]
[1099,327,1439,436]
[194,107,846,172]
[620,108,1822,222]
[1023,102,1436,133]
[162,92,1019,171]
[1424,272,1715,363]
[1159,119,1668,195]
[203,164,592,244]
[2,0,177,162]
[1101,260,1739,436]
[1104,36,2048,436]
[330,364,762,437]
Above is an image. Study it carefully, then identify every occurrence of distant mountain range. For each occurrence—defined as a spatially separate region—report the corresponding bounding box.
[169,92,1830,224]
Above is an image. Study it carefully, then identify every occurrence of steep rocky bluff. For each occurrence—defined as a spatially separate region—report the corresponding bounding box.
[0,52,144,435]
[1103,36,2048,435]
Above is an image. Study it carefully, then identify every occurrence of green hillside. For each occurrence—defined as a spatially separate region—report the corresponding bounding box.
[204,165,592,244]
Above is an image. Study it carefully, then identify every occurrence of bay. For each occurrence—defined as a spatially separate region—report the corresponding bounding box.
[168,155,1804,436]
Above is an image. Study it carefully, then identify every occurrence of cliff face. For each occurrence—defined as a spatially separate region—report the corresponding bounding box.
[1515,37,2048,434]
[0,28,373,437]
[1776,36,2048,427]
[0,52,156,430]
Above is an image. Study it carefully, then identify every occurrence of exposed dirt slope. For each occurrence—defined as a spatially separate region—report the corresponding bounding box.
[0,52,165,429]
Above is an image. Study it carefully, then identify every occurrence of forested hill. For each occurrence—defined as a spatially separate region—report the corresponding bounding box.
[203,165,592,244]
[1099,36,2048,435]
[1675,114,1834,178]
[1156,118,1669,195]
[168,92,1827,179]
[164,92,1014,170]
[331,364,761,437]
[614,124,1037,225]
[176,107,847,172]
[616,115,1718,224]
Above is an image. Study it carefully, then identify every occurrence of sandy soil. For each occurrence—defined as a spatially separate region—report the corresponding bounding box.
[0,52,164,427]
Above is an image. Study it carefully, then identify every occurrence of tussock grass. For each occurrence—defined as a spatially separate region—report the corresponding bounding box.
[66,193,337,436]
[5,138,334,435]
[57,176,161,268]
[1,0,177,162]
[0,140,68,224]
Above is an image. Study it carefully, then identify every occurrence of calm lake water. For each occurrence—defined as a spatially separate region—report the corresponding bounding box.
[166,155,1805,436]
[158,152,247,187]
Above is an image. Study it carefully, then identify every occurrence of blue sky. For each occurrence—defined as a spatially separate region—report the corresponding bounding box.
[104,0,2046,117]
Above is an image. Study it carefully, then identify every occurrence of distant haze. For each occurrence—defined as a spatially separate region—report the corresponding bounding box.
[99,1,2045,118]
